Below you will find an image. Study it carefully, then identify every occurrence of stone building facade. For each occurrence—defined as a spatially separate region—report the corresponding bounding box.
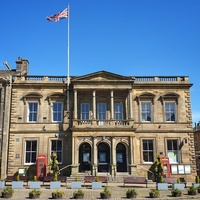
[1,57,196,181]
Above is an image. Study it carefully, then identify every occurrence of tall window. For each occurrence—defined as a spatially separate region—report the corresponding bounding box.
[141,102,151,122]
[25,140,37,164]
[51,140,62,163]
[167,139,178,163]
[97,103,106,120]
[81,103,90,120]
[142,140,154,163]
[114,103,123,120]
[28,102,38,122]
[52,102,63,122]
[165,102,175,122]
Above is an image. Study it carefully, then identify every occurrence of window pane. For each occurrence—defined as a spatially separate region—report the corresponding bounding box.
[81,103,90,120]
[141,102,151,122]
[53,102,63,122]
[97,103,106,120]
[114,103,123,120]
[25,140,37,164]
[142,140,154,162]
[167,139,178,163]
[28,103,38,122]
[165,102,175,122]
[51,140,62,163]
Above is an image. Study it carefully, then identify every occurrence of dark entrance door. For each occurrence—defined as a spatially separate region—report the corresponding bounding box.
[79,143,91,172]
[116,143,127,172]
[98,143,110,172]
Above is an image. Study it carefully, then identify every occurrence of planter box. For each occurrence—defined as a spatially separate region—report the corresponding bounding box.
[173,183,185,190]
[71,181,81,189]
[29,181,41,189]
[50,181,61,189]
[157,183,168,190]
[92,182,102,189]
[0,181,5,188]
[193,183,200,188]
[12,181,23,189]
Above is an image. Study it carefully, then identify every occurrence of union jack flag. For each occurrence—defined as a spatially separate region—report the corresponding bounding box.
[46,8,68,22]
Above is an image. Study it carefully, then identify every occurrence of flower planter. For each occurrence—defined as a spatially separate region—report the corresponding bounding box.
[50,181,61,189]
[29,181,41,189]
[193,183,200,188]
[171,192,182,197]
[74,195,84,199]
[100,193,111,199]
[173,183,185,190]
[52,193,63,199]
[0,181,5,189]
[12,181,23,189]
[29,193,40,199]
[92,182,102,189]
[71,181,81,189]
[126,193,137,198]
[157,183,168,190]
[149,193,157,198]
[188,190,197,195]
[1,192,13,198]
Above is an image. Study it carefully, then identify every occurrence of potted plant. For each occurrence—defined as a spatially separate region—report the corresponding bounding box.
[73,189,84,199]
[1,186,14,198]
[126,188,137,198]
[0,179,5,189]
[29,189,41,199]
[149,189,160,198]
[193,176,200,188]
[171,188,182,197]
[29,175,41,189]
[52,189,64,199]
[173,177,185,190]
[12,174,23,189]
[197,185,200,193]
[100,186,111,199]
[71,175,81,189]
[49,152,61,189]
[92,176,102,189]
[157,175,168,190]
[188,185,197,195]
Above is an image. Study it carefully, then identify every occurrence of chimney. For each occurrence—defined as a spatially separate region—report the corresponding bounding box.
[16,57,29,76]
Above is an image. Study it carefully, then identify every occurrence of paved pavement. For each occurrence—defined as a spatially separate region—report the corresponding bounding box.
[1,182,200,199]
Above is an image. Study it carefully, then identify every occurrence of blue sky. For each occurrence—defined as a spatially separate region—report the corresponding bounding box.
[1,0,200,125]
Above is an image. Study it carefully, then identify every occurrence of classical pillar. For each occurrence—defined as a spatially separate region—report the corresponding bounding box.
[129,90,133,119]
[111,137,117,177]
[93,90,96,119]
[71,136,79,175]
[129,136,137,175]
[110,90,114,119]
[74,90,77,119]
[92,137,98,176]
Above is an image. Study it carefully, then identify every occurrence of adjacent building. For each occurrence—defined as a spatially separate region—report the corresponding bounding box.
[0,57,196,181]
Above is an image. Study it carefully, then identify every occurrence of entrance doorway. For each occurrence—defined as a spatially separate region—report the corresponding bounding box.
[98,143,110,172]
[79,142,91,172]
[116,143,127,172]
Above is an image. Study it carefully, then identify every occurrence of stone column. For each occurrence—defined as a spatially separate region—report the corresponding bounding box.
[129,136,137,175]
[111,137,117,177]
[110,90,114,119]
[92,137,98,176]
[129,90,133,119]
[93,90,96,119]
[74,90,77,119]
[71,136,79,175]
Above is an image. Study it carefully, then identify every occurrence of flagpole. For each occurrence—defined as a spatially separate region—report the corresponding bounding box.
[67,4,70,112]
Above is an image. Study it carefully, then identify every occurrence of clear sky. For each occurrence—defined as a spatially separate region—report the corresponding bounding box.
[1,0,200,125]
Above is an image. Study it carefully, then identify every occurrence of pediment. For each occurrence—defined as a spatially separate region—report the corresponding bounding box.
[72,70,132,81]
